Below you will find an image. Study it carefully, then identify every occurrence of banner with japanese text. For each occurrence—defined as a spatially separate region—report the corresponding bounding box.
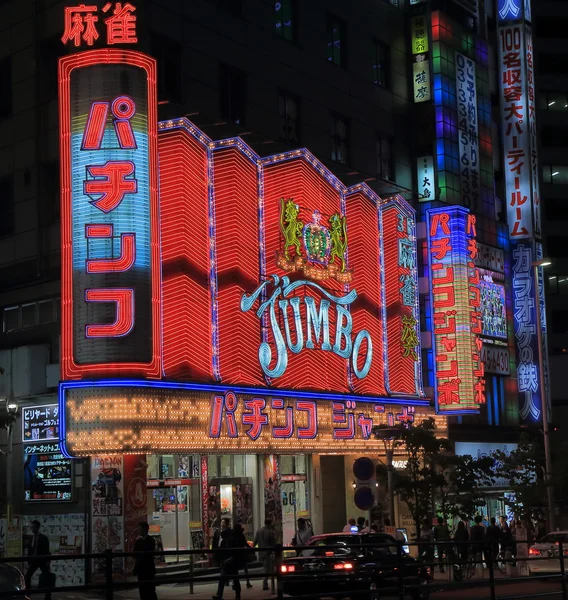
[427,206,485,414]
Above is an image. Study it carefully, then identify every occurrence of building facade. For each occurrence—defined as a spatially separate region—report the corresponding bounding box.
[0,0,549,579]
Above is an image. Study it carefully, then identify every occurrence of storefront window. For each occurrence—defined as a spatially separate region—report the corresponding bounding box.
[280,455,310,546]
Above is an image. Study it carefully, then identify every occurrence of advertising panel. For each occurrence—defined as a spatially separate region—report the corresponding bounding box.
[455,52,479,210]
[60,381,442,456]
[22,404,59,442]
[498,24,532,239]
[481,346,511,376]
[427,206,485,413]
[59,49,161,379]
[479,275,507,339]
[23,450,72,502]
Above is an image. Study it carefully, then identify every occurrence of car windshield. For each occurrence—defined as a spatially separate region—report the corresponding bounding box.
[540,533,568,544]
[308,536,360,557]
[363,534,398,556]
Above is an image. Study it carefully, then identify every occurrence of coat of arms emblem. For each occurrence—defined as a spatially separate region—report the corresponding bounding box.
[277,198,352,283]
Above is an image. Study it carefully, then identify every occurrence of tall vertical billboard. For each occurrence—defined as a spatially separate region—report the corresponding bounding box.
[59,50,161,379]
[497,0,548,423]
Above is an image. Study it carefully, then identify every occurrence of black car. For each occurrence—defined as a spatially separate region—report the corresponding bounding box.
[280,533,430,600]
[0,562,29,600]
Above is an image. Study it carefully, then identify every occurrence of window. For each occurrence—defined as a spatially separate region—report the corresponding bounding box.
[326,15,346,67]
[330,114,348,164]
[278,93,299,144]
[218,0,243,18]
[547,236,568,258]
[0,174,14,237]
[2,297,60,333]
[372,40,390,88]
[548,275,568,296]
[551,310,568,334]
[150,33,182,103]
[539,91,568,112]
[376,136,394,181]
[275,0,296,40]
[220,64,246,125]
[542,165,568,185]
[0,57,12,119]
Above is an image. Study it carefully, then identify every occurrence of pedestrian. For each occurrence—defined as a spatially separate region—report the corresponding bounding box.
[254,518,276,591]
[419,518,435,565]
[360,520,371,534]
[357,517,366,531]
[233,523,252,590]
[470,515,486,567]
[499,516,514,559]
[25,520,53,600]
[292,518,313,546]
[343,518,357,533]
[433,517,451,572]
[213,519,242,600]
[133,522,157,600]
[486,517,500,561]
[453,520,469,575]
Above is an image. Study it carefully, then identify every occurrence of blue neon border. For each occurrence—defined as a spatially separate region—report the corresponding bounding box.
[58,379,431,458]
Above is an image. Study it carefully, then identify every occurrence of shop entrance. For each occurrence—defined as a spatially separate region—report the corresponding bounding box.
[146,455,203,563]
[281,455,310,545]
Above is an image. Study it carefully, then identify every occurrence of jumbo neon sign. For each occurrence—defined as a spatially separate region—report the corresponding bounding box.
[241,275,372,379]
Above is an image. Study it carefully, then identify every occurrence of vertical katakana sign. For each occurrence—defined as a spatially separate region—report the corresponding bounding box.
[59,49,161,378]
[427,206,485,414]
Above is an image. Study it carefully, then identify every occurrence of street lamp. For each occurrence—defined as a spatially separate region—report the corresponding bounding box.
[532,257,555,531]
[373,426,403,526]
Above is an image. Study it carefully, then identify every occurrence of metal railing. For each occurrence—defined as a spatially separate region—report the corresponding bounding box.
[5,539,568,600]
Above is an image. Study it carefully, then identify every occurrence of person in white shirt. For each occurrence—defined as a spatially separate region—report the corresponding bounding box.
[343,518,357,533]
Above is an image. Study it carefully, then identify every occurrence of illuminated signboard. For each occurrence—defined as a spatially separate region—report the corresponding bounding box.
[413,55,431,104]
[476,242,505,273]
[411,16,429,54]
[22,404,59,442]
[455,52,479,209]
[59,381,441,457]
[417,156,435,201]
[59,49,161,379]
[427,206,485,413]
[497,0,531,23]
[511,241,541,421]
[497,24,533,239]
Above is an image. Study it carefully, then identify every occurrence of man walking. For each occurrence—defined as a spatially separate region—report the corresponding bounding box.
[133,522,157,600]
[254,519,276,591]
[433,517,451,573]
[25,520,53,600]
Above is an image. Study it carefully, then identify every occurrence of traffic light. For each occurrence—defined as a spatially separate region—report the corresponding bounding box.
[353,457,376,511]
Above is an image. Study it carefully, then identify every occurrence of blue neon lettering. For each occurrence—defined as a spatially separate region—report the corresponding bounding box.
[241,275,372,379]
[305,296,331,350]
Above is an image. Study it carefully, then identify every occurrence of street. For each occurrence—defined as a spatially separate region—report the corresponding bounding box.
[40,575,567,600]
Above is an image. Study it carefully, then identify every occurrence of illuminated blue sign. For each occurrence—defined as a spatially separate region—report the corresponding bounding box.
[497,0,523,23]
[241,275,373,379]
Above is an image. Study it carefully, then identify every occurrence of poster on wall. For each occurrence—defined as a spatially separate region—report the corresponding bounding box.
[23,450,72,501]
[123,455,148,576]
[23,515,85,587]
[91,456,124,581]
[264,455,282,544]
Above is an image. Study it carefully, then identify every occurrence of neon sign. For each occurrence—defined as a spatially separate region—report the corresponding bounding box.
[241,275,372,379]
[62,3,138,47]
[427,206,485,413]
[59,381,439,457]
[59,50,161,379]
